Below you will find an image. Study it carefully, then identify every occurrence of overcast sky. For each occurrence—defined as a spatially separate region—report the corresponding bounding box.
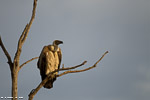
[0,0,150,100]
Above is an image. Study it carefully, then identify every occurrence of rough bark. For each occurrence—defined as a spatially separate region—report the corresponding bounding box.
[11,68,19,100]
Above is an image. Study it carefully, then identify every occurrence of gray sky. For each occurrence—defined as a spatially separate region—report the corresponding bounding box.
[0,0,150,100]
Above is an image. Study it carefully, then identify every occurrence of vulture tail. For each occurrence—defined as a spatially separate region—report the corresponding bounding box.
[43,76,57,89]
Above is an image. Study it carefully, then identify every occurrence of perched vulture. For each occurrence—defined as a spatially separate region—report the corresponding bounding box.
[37,40,63,89]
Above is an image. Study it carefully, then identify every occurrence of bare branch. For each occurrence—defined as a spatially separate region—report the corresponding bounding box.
[59,61,87,70]
[14,0,38,67]
[0,36,13,69]
[57,51,109,77]
[19,57,39,70]
[19,24,29,44]
[28,51,108,100]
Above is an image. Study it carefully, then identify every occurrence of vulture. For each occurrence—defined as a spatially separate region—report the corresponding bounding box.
[37,40,63,89]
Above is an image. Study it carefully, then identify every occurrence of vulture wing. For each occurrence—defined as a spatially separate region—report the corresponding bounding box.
[57,48,62,70]
[37,46,48,80]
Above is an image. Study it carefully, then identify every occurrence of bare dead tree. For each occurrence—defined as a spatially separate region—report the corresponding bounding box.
[0,0,108,100]
[0,0,38,100]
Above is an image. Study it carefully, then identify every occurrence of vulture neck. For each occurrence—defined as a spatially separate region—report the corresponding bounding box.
[53,44,58,52]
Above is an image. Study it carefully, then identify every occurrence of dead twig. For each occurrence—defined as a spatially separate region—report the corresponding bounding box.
[19,57,39,70]
[57,51,108,77]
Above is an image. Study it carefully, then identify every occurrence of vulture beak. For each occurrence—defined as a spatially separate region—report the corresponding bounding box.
[53,40,63,45]
[58,40,63,44]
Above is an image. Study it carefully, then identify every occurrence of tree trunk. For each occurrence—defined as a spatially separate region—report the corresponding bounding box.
[11,67,19,100]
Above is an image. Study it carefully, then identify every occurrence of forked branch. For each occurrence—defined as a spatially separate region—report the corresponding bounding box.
[14,0,38,67]
[28,51,108,100]
[58,51,108,77]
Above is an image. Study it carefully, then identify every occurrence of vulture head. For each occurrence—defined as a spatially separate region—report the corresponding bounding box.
[53,40,63,46]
